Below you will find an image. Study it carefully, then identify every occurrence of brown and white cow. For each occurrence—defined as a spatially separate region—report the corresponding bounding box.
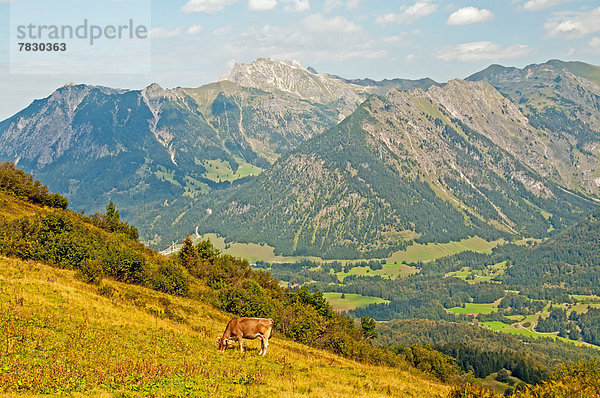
[217,317,274,356]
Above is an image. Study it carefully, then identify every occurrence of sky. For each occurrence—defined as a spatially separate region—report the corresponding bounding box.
[1,0,599,121]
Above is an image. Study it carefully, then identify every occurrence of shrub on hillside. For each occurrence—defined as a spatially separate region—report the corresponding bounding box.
[0,161,68,209]
[0,208,164,292]
[403,345,462,383]
[87,201,138,240]
[152,263,189,295]
[449,383,497,398]
[77,258,104,285]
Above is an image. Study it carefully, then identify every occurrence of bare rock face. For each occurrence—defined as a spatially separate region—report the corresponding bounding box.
[218,57,369,119]
[426,80,557,190]
[1,84,92,167]
[468,60,600,198]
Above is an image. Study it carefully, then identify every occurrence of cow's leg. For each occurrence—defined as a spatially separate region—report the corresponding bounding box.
[258,335,265,356]
[262,337,269,356]
[238,336,244,352]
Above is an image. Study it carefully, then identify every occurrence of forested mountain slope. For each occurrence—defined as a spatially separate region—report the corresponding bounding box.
[500,207,600,293]
[170,82,596,258]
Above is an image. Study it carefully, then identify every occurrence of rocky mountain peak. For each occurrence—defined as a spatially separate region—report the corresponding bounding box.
[219,58,306,84]
[143,82,163,93]
[217,58,367,113]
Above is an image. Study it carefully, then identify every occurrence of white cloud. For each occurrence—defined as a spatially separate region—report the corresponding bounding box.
[284,0,310,12]
[181,0,240,14]
[590,37,600,48]
[436,41,529,62]
[213,21,384,64]
[150,27,182,39]
[376,1,437,25]
[381,35,409,45]
[187,25,203,35]
[212,26,233,36]
[249,0,277,11]
[545,7,600,38]
[515,0,561,12]
[447,7,493,26]
[324,0,361,12]
[323,0,343,12]
[302,14,361,33]
[346,0,361,9]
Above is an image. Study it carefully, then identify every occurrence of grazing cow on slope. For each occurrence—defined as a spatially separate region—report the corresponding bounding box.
[217,317,274,356]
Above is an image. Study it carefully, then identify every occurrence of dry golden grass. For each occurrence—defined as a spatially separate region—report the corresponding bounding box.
[0,191,44,221]
[0,257,450,397]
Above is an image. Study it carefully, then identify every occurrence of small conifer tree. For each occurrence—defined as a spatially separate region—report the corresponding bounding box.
[179,235,198,270]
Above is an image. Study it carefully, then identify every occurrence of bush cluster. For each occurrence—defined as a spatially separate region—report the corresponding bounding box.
[0,161,68,209]
[0,204,188,296]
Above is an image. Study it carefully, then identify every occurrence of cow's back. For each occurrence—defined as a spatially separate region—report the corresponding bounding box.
[236,317,273,337]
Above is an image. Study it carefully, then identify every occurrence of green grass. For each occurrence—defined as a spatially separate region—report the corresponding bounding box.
[571,294,600,303]
[481,321,510,331]
[322,293,390,312]
[183,176,210,198]
[336,266,374,280]
[448,268,471,280]
[378,263,419,279]
[335,263,418,281]
[193,233,326,263]
[154,167,181,187]
[570,303,600,314]
[387,236,502,264]
[202,157,263,183]
[447,262,506,282]
[481,322,539,338]
[480,320,588,346]
[522,313,542,323]
[447,302,499,315]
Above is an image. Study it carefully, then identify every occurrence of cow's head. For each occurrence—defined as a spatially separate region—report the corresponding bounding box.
[217,337,235,352]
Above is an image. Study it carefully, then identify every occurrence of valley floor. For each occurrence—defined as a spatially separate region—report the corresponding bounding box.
[0,257,449,397]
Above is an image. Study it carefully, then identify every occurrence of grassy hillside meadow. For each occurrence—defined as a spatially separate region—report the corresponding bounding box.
[322,292,390,312]
[0,257,450,397]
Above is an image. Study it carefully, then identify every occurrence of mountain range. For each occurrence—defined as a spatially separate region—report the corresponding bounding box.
[1,58,599,256]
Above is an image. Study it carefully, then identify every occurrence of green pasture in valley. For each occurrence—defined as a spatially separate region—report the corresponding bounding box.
[387,236,502,264]
[447,302,499,315]
[322,292,390,312]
